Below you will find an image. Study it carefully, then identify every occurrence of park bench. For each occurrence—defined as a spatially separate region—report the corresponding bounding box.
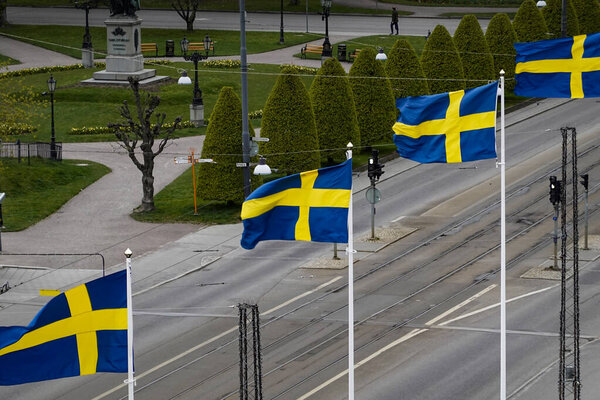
[349,48,362,62]
[141,43,158,56]
[188,41,216,55]
[301,44,323,58]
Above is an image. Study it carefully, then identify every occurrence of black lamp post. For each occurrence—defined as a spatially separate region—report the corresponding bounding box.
[75,0,96,49]
[180,36,209,106]
[280,0,284,45]
[47,75,57,160]
[321,0,332,58]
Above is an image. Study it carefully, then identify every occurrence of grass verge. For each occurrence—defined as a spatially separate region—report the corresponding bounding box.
[0,158,110,231]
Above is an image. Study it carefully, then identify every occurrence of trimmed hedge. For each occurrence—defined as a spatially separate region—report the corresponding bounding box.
[348,48,396,146]
[454,15,495,89]
[261,66,320,175]
[309,58,360,162]
[513,0,549,42]
[542,0,580,38]
[385,39,429,98]
[572,0,600,34]
[197,86,259,203]
[485,13,518,90]
[421,24,465,94]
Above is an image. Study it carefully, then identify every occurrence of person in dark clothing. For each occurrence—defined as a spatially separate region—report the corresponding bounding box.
[390,7,399,35]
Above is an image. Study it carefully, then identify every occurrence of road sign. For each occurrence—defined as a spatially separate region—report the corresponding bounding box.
[175,156,191,164]
[251,137,269,142]
[366,187,381,204]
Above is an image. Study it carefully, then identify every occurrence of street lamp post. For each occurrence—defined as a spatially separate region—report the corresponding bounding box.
[280,0,284,45]
[180,36,210,126]
[321,0,332,58]
[75,0,96,68]
[47,75,57,160]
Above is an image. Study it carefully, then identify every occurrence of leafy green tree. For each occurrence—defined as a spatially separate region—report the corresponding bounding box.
[262,66,320,175]
[385,39,429,98]
[309,58,360,162]
[572,0,600,34]
[454,15,495,89]
[542,0,580,38]
[513,0,549,42]
[486,13,518,90]
[348,47,396,146]
[197,86,259,204]
[421,24,465,94]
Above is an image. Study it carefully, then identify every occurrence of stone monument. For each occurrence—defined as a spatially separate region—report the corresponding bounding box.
[83,0,167,85]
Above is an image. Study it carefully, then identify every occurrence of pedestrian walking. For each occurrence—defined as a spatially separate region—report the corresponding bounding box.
[390,7,399,35]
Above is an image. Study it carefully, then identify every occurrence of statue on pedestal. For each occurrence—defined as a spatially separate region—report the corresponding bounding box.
[109,0,140,17]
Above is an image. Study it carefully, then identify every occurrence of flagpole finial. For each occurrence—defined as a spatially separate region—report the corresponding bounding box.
[124,248,133,258]
[500,69,505,76]
[346,142,353,148]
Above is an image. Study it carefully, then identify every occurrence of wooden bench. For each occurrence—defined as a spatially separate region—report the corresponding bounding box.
[141,43,158,56]
[301,44,323,58]
[349,48,362,62]
[188,42,216,55]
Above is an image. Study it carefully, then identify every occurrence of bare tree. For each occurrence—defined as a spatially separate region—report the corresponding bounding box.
[110,78,182,212]
[171,0,200,32]
[0,0,7,27]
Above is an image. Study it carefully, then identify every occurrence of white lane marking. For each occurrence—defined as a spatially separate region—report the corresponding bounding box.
[92,276,342,400]
[391,215,406,223]
[298,284,496,400]
[441,284,557,326]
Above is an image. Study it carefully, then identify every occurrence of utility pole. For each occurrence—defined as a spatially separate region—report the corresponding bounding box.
[580,174,589,250]
[238,303,262,400]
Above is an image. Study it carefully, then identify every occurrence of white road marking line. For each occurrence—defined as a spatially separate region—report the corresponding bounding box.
[92,276,342,400]
[391,215,406,223]
[298,284,496,399]
[441,284,557,326]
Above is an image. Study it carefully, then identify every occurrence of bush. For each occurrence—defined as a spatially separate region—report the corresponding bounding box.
[348,48,396,146]
[385,39,429,98]
[454,15,495,89]
[421,24,465,94]
[572,0,600,34]
[513,0,549,42]
[197,87,259,203]
[542,0,580,38]
[486,13,518,90]
[309,58,360,162]
[261,66,320,175]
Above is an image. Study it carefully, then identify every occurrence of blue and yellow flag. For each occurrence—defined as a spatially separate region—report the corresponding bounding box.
[393,82,498,164]
[241,160,352,250]
[515,32,600,98]
[0,270,128,385]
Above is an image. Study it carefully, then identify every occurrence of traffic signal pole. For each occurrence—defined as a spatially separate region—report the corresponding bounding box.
[549,176,561,270]
[580,174,589,250]
[367,149,384,240]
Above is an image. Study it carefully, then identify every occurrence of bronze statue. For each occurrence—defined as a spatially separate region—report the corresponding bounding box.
[109,0,140,17]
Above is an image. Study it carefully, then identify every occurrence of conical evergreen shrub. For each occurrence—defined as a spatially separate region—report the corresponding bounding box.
[486,13,518,90]
[197,87,259,203]
[385,39,429,98]
[309,58,360,162]
[454,15,495,89]
[542,0,580,38]
[421,24,465,94]
[261,66,320,175]
[513,0,549,42]
[348,47,396,146]
[572,0,600,34]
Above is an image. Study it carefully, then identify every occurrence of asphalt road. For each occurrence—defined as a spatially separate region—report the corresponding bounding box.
[6,6,475,36]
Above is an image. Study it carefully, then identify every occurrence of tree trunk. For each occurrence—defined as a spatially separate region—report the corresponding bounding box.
[139,151,155,211]
[186,18,194,32]
[0,0,7,28]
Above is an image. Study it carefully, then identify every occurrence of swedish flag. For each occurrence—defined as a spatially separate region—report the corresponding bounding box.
[393,82,498,164]
[515,32,600,98]
[0,270,128,385]
[241,160,352,250]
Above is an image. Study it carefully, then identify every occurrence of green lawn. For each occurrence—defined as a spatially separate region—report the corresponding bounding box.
[0,25,321,59]
[0,54,20,65]
[7,0,407,15]
[0,158,110,231]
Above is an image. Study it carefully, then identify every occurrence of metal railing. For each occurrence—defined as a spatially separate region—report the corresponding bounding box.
[0,141,62,161]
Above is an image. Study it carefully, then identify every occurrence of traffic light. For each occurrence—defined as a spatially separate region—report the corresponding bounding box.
[549,176,561,205]
[580,174,589,190]
[368,149,385,182]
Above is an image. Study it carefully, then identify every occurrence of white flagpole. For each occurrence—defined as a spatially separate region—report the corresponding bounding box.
[499,71,507,400]
[124,248,135,400]
[346,143,355,400]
